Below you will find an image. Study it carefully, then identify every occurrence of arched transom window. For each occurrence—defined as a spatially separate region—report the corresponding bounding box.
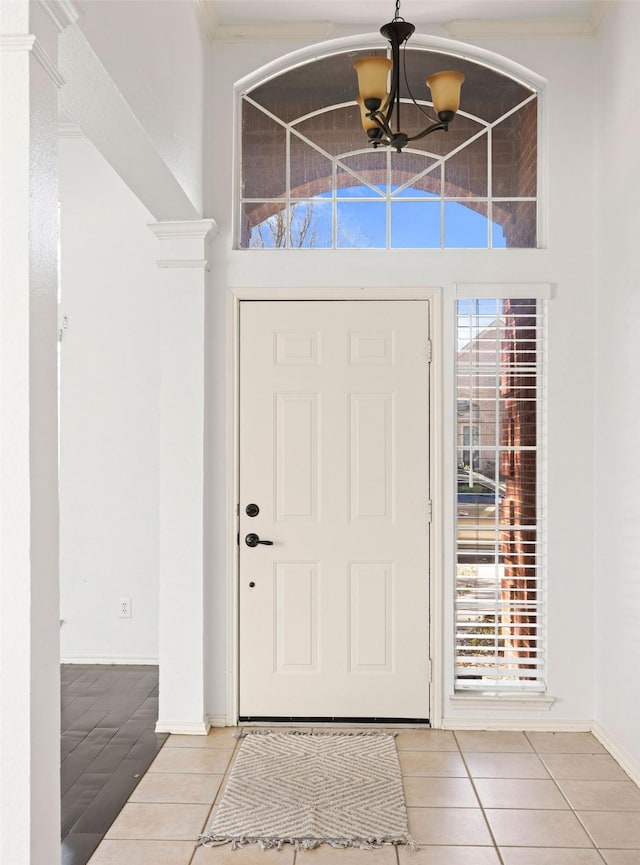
[239,48,538,249]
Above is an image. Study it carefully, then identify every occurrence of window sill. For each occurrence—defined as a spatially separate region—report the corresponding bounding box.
[449,692,555,711]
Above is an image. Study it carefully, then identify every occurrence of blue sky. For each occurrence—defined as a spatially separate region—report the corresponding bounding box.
[254,184,508,249]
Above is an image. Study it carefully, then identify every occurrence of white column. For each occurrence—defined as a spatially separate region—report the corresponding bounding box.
[149,219,217,734]
[0,2,69,863]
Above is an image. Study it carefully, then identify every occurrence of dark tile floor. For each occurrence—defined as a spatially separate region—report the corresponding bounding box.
[61,664,168,865]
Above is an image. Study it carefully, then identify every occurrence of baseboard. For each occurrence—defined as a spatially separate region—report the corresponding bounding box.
[441,717,593,732]
[207,714,231,728]
[592,721,640,786]
[155,720,211,735]
[61,656,159,665]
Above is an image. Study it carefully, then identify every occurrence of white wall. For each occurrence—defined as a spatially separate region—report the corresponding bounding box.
[594,1,640,774]
[203,29,598,726]
[76,0,205,215]
[59,134,161,663]
[57,10,604,730]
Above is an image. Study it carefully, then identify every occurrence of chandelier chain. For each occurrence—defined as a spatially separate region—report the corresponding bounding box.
[393,0,404,22]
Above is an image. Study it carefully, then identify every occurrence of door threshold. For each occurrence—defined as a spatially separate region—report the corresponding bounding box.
[238,716,430,727]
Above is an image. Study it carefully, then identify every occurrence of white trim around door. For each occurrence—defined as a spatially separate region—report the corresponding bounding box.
[226,287,445,728]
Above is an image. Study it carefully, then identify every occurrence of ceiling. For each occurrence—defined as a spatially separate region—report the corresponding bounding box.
[206,0,597,28]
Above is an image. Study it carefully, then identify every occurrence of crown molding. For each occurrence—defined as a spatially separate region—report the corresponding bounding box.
[0,35,36,51]
[213,21,335,42]
[149,220,218,271]
[149,219,218,242]
[37,0,80,32]
[589,1,612,33]
[192,0,218,42]
[191,1,334,42]
[445,17,594,40]
[0,35,65,87]
[32,40,65,86]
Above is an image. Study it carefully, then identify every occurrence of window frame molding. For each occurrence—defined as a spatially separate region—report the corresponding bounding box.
[234,33,547,251]
[445,282,551,719]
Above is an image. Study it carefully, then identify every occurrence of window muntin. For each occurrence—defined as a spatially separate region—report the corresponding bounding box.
[239,49,538,249]
[455,298,545,691]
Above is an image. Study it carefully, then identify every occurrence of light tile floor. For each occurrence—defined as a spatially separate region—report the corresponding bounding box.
[87,729,640,865]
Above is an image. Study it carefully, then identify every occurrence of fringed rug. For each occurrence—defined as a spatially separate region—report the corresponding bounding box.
[199,730,412,851]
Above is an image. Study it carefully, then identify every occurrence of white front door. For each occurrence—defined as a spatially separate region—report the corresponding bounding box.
[238,300,431,719]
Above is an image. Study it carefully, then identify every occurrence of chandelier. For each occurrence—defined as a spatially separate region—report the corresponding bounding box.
[353,0,465,152]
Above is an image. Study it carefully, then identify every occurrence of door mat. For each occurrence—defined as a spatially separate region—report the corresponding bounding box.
[199,730,413,851]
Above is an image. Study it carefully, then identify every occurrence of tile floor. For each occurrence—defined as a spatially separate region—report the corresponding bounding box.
[87,728,640,865]
[61,664,168,865]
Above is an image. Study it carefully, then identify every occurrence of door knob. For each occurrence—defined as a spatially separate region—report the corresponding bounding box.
[245,533,274,548]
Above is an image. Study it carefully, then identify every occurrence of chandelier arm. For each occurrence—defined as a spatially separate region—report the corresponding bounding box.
[407,121,449,142]
[401,43,439,126]
[367,107,394,140]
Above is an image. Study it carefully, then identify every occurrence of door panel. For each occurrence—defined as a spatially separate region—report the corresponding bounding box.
[275,562,319,671]
[239,300,430,719]
[275,393,319,520]
[349,561,394,671]
[350,393,395,520]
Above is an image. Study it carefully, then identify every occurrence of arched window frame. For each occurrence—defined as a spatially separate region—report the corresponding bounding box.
[235,34,546,251]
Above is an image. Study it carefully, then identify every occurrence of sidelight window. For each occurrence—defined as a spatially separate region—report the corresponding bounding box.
[455,296,545,691]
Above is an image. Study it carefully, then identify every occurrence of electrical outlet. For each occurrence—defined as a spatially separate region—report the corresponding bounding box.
[118,597,131,618]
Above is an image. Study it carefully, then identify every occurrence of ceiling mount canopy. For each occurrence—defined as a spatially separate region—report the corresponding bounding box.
[354,0,465,152]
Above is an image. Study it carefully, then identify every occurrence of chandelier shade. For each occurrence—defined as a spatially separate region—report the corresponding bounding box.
[427,70,465,117]
[353,56,392,106]
[354,0,465,151]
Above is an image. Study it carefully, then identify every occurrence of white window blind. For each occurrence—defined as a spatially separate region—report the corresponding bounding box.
[455,297,545,691]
